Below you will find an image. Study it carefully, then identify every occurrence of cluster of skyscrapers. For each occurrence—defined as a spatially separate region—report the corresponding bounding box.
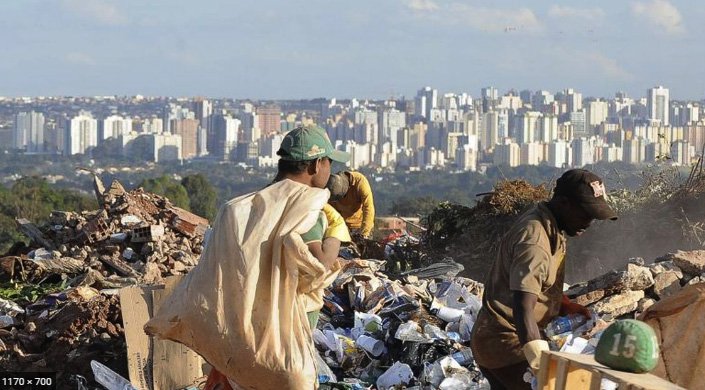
[8,85,705,170]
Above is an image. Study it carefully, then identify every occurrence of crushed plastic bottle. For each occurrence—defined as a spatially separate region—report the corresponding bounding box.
[545,314,587,337]
[91,360,138,390]
[451,347,474,366]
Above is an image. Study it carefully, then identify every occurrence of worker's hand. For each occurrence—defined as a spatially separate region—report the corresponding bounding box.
[560,295,591,318]
[323,205,351,242]
[523,339,549,373]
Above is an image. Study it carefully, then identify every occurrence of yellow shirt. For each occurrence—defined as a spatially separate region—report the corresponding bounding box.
[329,171,375,237]
[471,202,567,369]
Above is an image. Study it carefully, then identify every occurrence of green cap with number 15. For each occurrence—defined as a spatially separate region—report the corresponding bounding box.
[595,319,659,373]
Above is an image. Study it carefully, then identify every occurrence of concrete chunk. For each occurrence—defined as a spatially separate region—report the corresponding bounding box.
[586,263,654,294]
[657,250,705,278]
[591,290,644,317]
[648,260,683,279]
[650,271,682,299]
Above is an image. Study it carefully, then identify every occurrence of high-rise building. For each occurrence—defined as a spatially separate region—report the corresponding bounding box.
[671,140,694,166]
[537,115,559,143]
[480,111,499,151]
[572,138,595,167]
[520,142,542,166]
[66,111,98,155]
[14,111,45,152]
[647,86,670,126]
[101,115,132,141]
[171,118,200,159]
[380,108,406,147]
[142,117,163,134]
[569,110,588,138]
[211,113,241,160]
[586,100,609,129]
[256,105,281,136]
[455,135,478,172]
[548,140,571,168]
[517,111,542,144]
[493,139,520,167]
[623,137,646,164]
[415,87,438,119]
[565,88,582,113]
[192,98,213,130]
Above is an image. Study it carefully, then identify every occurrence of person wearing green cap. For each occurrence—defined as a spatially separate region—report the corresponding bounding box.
[201,125,351,390]
[274,125,351,329]
[471,169,618,389]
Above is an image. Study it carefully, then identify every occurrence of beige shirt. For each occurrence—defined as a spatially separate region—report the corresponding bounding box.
[471,202,567,369]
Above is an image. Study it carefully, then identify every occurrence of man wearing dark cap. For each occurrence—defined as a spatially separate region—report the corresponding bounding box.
[471,169,618,389]
[327,171,376,240]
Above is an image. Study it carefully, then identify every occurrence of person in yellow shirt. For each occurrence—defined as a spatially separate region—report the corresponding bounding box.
[327,171,376,240]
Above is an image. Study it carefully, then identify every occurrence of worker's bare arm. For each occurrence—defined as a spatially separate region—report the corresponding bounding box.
[513,290,541,345]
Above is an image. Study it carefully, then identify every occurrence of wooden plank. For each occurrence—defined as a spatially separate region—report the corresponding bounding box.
[588,369,602,390]
[538,351,552,390]
[548,352,685,390]
[151,283,204,390]
[565,364,594,389]
[555,358,568,390]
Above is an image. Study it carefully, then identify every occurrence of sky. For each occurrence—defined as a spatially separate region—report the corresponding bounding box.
[1,0,704,100]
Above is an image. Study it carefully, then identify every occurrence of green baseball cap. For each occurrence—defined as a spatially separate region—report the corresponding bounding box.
[277,125,350,163]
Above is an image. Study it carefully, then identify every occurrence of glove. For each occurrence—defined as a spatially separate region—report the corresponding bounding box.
[560,295,591,318]
[322,204,351,242]
[523,339,549,372]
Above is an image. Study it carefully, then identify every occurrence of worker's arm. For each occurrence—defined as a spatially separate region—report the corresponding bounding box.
[357,175,375,238]
[513,291,541,344]
[307,238,340,271]
[515,290,549,371]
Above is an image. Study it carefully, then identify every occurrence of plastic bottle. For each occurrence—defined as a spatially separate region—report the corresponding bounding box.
[451,347,474,366]
[545,314,587,337]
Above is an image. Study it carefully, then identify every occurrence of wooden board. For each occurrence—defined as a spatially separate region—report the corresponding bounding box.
[538,351,686,390]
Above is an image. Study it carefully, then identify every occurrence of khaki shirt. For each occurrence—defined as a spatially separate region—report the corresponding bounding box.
[471,202,567,369]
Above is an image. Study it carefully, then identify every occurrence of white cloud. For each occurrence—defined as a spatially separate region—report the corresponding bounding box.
[449,4,542,33]
[585,51,634,81]
[405,0,439,12]
[65,52,97,66]
[548,5,605,21]
[62,0,128,26]
[631,0,684,34]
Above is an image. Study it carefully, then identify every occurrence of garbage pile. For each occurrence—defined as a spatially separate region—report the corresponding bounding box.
[0,176,209,387]
[423,180,550,280]
[313,256,488,390]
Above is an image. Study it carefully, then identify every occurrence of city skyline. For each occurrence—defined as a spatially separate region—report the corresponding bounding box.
[1,0,704,99]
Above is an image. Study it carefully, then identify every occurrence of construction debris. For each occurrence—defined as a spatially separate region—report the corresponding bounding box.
[0,177,209,389]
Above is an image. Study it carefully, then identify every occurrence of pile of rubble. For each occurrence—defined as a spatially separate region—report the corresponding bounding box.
[5,176,209,288]
[567,250,705,320]
[0,176,209,387]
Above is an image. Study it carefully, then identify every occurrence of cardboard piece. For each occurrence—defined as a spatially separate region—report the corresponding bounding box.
[120,276,204,390]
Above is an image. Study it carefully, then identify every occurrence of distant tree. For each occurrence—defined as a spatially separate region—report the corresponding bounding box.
[138,175,190,210]
[390,196,440,217]
[181,174,217,220]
